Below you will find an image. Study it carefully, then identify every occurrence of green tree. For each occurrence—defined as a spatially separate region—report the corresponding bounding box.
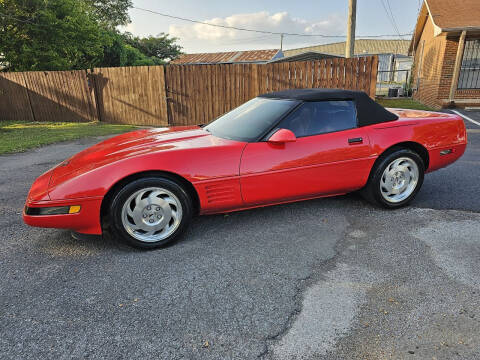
[85,0,132,28]
[123,45,158,66]
[0,0,106,71]
[100,31,126,67]
[0,0,181,70]
[123,33,182,62]
[99,30,167,67]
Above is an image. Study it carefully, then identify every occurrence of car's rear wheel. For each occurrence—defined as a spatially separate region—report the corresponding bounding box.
[361,148,425,208]
[109,177,193,249]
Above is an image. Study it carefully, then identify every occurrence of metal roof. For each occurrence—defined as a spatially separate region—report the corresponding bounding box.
[171,49,282,64]
[268,51,339,63]
[284,39,410,57]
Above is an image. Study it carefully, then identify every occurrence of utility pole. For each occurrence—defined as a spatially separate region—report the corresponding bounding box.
[280,33,284,51]
[346,0,357,58]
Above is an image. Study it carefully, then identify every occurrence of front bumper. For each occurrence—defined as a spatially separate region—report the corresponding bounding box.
[23,197,103,235]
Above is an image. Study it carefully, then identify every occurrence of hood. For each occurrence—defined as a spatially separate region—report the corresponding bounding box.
[49,126,221,188]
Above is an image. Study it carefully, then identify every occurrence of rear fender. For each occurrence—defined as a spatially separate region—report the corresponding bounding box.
[366,116,467,172]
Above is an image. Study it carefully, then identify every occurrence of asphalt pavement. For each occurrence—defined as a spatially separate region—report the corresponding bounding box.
[412,109,480,212]
[0,115,479,360]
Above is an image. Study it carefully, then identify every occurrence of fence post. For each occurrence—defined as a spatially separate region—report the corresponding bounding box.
[21,72,36,122]
[87,69,103,122]
[252,64,259,96]
[369,56,379,98]
[164,65,173,126]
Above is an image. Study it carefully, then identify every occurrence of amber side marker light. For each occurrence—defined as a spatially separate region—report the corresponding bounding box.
[68,205,81,214]
[25,205,81,215]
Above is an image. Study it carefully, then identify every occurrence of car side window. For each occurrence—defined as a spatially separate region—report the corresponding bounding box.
[278,100,357,138]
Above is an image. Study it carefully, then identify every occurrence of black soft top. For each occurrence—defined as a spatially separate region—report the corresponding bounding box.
[259,88,398,127]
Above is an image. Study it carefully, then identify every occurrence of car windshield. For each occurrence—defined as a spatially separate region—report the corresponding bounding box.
[204,97,299,142]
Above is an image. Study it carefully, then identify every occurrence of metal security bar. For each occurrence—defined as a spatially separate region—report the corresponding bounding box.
[458,39,480,89]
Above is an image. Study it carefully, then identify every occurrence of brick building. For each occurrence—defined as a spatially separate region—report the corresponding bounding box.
[410,0,480,108]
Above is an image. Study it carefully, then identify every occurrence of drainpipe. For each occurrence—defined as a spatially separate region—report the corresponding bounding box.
[449,30,467,105]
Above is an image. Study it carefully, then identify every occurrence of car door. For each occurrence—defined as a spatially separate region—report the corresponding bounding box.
[239,100,375,205]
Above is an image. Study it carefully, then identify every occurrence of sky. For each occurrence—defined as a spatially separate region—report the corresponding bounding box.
[121,0,423,53]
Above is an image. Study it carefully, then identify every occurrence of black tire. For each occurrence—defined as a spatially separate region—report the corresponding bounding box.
[361,148,425,208]
[108,177,193,249]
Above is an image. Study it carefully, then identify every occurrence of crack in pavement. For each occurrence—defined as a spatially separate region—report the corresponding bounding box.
[2,133,480,359]
[263,206,480,360]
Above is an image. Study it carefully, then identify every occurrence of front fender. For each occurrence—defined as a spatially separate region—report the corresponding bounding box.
[48,145,244,200]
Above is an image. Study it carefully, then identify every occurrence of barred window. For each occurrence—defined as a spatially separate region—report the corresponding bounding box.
[458,39,480,89]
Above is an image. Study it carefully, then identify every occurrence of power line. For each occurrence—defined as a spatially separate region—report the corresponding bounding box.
[217,34,277,46]
[132,6,412,39]
[379,0,402,39]
[379,0,403,54]
[385,0,402,38]
[179,34,277,47]
[1,7,413,41]
[411,0,423,54]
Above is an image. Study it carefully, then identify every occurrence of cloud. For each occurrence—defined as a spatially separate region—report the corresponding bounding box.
[169,11,345,53]
[118,22,137,35]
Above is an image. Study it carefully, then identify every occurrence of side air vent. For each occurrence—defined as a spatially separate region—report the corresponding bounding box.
[204,184,236,204]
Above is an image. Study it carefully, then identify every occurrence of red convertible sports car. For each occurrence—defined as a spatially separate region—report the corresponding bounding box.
[24,89,467,249]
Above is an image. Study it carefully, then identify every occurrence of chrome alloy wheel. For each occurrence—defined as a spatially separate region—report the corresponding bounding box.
[121,187,183,242]
[380,157,419,203]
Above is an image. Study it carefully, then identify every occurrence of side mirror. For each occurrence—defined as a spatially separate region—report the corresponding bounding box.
[268,129,297,144]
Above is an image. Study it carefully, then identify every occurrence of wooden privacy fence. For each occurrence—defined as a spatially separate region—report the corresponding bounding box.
[0,56,378,126]
[89,66,169,126]
[0,70,97,122]
[165,56,378,126]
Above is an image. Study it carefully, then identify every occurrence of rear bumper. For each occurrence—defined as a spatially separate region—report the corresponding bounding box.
[427,143,467,172]
[23,197,103,235]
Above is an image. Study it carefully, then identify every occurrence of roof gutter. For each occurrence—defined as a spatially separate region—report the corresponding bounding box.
[440,26,480,33]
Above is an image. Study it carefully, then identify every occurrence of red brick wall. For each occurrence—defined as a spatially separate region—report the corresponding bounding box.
[436,36,458,103]
[412,16,480,108]
[438,36,480,106]
[455,89,480,99]
[412,16,447,109]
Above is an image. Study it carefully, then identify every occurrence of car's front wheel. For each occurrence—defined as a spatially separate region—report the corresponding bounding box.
[109,177,193,249]
[361,148,425,208]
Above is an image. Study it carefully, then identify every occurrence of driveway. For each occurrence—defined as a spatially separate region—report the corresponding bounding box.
[413,109,480,212]
[0,116,479,360]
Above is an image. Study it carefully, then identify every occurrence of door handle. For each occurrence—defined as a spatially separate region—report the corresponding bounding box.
[348,137,363,145]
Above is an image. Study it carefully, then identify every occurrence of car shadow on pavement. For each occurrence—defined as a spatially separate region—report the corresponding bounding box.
[42,193,372,254]
[37,229,138,256]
